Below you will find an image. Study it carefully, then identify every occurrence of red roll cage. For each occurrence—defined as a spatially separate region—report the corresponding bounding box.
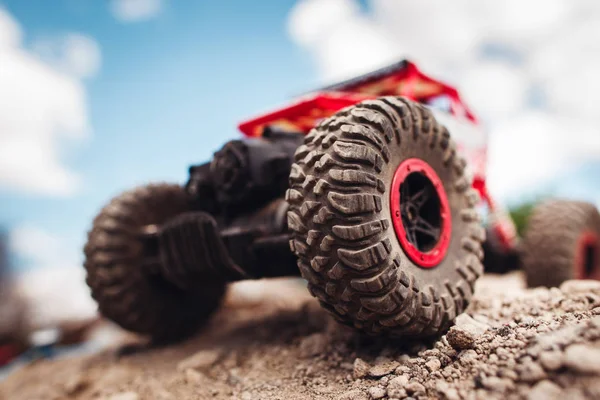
[238,59,517,251]
[238,60,477,137]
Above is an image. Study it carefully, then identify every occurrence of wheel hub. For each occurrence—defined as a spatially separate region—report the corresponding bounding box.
[390,158,452,268]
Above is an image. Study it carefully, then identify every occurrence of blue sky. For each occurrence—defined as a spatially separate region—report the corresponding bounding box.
[1,0,599,273]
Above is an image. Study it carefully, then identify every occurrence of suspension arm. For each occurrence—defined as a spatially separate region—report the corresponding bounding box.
[143,199,299,290]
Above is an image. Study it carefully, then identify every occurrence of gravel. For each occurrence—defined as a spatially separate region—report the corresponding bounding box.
[2,273,600,400]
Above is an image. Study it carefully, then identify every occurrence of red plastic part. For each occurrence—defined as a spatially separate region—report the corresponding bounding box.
[238,60,478,138]
[390,158,452,268]
[473,176,518,252]
[238,92,373,137]
[574,231,599,280]
[0,344,19,366]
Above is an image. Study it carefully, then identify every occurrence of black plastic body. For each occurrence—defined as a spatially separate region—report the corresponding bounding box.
[150,127,304,285]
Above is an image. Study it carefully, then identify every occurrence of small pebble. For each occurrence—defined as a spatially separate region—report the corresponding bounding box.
[367,386,386,399]
[519,362,546,383]
[539,351,563,371]
[527,380,563,400]
[353,358,370,379]
[564,344,600,374]
[368,361,399,377]
[405,381,425,395]
[425,358,441,372]
[387,375,409,398]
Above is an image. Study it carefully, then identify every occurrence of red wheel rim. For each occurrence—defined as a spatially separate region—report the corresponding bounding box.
[390,158,452,268]
[574,231,599,280]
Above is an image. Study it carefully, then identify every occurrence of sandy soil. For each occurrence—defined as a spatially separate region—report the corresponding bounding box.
[2,273,600,400]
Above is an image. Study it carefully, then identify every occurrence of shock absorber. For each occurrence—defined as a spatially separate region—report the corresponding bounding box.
[187,126,304,214]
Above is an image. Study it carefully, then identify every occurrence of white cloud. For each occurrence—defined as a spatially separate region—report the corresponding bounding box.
[486,112,600,197]
[33,33,102,79]
[0,8,98,196]
[9,225,96,330]
[460,61,528,121]
[288,0,400,81]
[110,0,163,22]
[0,7,21,48]
[16,266,97,330]
[9,225,81,269]
[287,0,600,202]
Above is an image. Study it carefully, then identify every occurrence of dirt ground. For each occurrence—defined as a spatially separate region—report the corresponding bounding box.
[2,272,600,400]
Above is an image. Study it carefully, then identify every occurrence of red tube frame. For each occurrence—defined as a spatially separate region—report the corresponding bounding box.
[238,60,517,253]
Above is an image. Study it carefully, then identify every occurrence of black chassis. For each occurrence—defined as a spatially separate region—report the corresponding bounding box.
[142,126,305,288]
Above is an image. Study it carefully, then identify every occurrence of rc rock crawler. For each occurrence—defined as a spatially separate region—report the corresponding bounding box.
[84,60,600,342]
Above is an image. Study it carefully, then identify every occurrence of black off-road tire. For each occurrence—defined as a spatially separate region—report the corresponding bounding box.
[84,183,226,342]
[521,200,600,288]
[287,96,485,338]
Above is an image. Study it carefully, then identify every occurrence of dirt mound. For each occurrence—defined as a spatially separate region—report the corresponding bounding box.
[1,274,600,400]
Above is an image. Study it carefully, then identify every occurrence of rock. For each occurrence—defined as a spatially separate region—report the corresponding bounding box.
[564,344,600,374]
[445,388,460,400]
[367,386,386,399]
[240,392,253,400]
[106,392,139,400]
[518,362,546,383]
[353,358,370,379]
[394,364,411,375]
[446,326,476,350]
[368,361,399,377]
[299,333,327,358]
[527,380,563,400]
[227,368,243,386]
[539,351,563,371]
[177,348,222,371]
[63,373,88,395]
[387,375,409,398]
[337,389,368,400]
[456,313,489,331]
[387,388,407,399]
[425,358,441,372]
[560,280,600,294]
[184,368,203,384]
[435,380,460,400]
[405,382,426,395]
[481,376,514,392]
[446,315,489,351]
[388,374,408,387]
[561,388,588,400]
[458,349,478,365]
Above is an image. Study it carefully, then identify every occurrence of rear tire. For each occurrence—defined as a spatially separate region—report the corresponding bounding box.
[84,183,226,342]
[521,200,600,288]
[287,97,485,338]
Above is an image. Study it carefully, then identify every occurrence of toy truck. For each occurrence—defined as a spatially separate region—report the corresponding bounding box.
[83,60,600,342]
